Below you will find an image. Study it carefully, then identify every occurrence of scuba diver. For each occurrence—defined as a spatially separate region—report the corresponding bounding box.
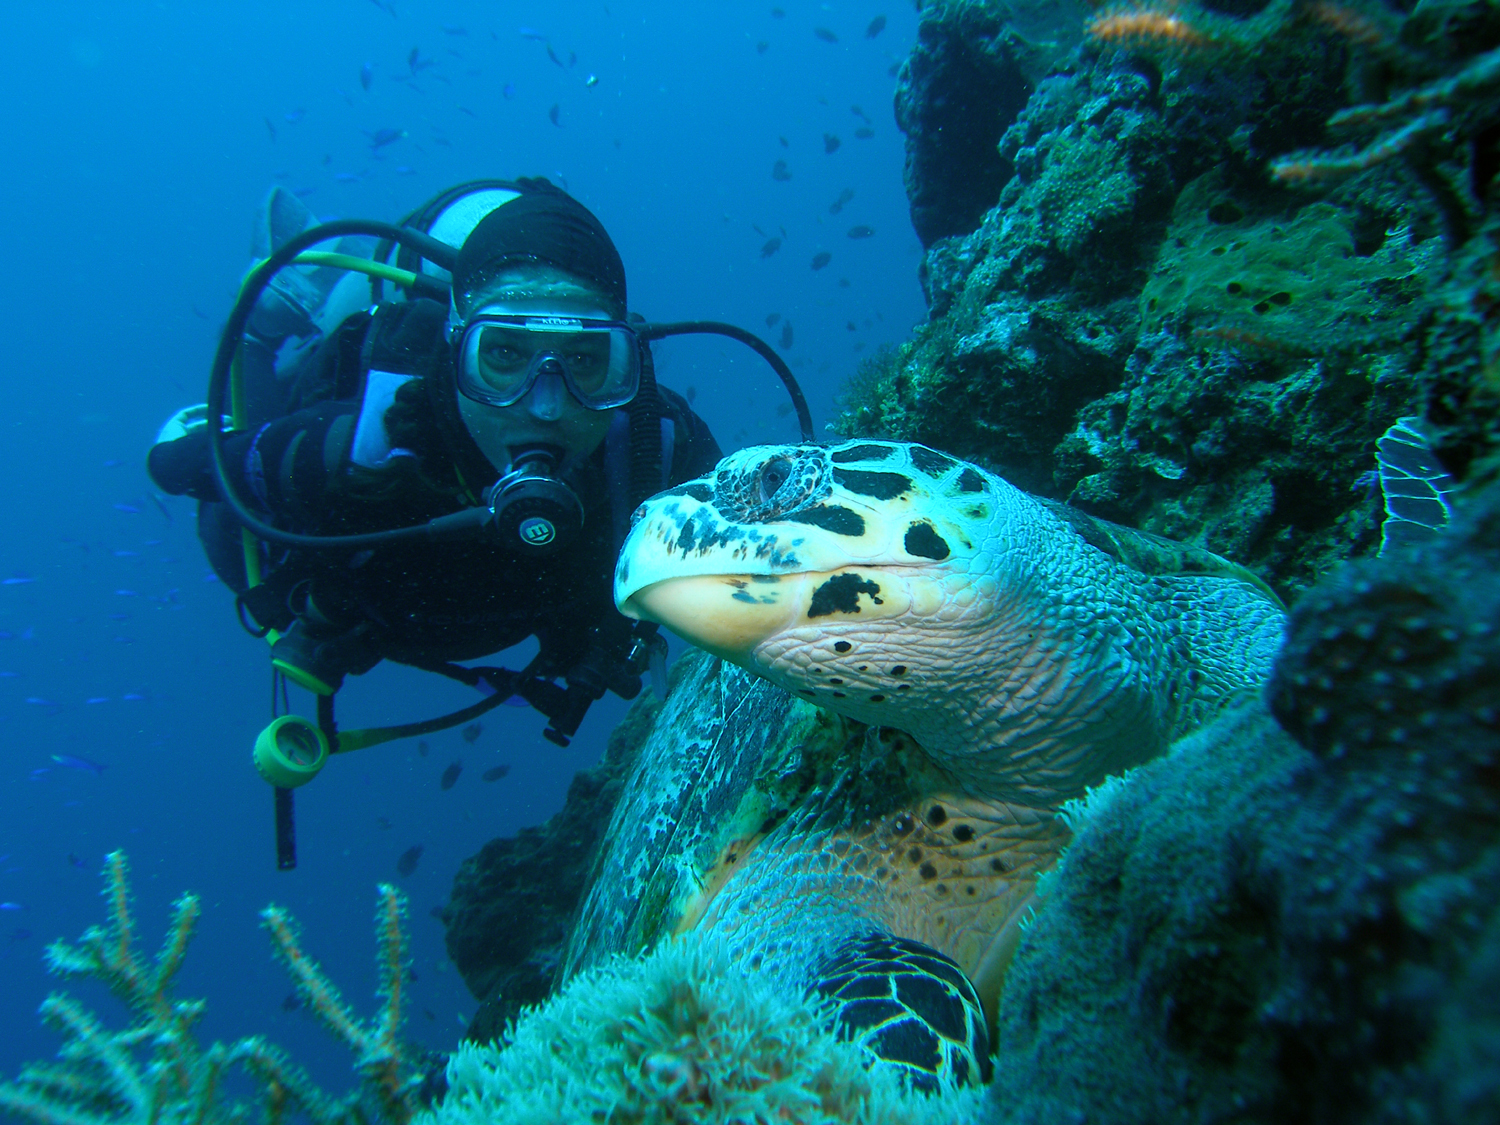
[148,178,812,867]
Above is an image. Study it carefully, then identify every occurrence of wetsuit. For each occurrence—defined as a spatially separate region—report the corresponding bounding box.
[149,298,720,717]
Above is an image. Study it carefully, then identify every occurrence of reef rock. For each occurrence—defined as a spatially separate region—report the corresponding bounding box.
[986,474,1500,1122]
[849,0,1458,594]
[441,689,660,1043]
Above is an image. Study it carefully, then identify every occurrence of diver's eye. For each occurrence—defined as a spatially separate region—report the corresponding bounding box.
[759,457,793,502]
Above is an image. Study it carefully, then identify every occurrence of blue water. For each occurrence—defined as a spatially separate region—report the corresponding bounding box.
[0,0,923,1091]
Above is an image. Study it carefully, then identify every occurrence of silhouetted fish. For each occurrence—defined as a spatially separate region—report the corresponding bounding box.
[482,764,510,782]
[440,761,462,790]
[824,134,841,154]
[766,312,782,327]
[814,27,838,42]
[549,103,561,126]
[757,40,770,54]
[417,739,430,758]
[847,225,875,239]
[368,127,405,149]
[360,62,374,90]
[461,722,482,744]
[684,384,697,404]
[829,188,855,214]
[771,159,791,181]
[854,126,875,140]
[811,250,832,270]
[866,15,887,38]
[779,321,794,349]
[760,237,782,257]
[397,845,423,876]
[52,755,106,775]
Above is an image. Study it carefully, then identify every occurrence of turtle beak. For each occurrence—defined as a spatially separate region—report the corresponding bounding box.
[620,573,811,661]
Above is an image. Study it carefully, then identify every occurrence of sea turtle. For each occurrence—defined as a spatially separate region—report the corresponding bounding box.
[590,439,1284,1092]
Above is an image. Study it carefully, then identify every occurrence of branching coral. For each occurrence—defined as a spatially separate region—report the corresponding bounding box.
[0,853,424,1125]
[1272,2,1500,193]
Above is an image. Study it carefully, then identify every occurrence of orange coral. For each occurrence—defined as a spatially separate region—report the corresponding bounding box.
[1087,7,1219,51]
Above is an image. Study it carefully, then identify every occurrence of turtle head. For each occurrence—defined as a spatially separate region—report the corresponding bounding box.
[615,439,993,687]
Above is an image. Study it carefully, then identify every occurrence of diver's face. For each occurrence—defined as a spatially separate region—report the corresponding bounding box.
[456,268,619,471]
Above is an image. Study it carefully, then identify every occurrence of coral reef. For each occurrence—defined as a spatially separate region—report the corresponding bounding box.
[983,472,1500,1121]
[852,0,1481,593]
[440,673,662,1044]
[895,0,1085,248]
[0,853,427,1125]
[426,932,985,1125]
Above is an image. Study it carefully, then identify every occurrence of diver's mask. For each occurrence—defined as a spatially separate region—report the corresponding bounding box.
[454,313,641,411]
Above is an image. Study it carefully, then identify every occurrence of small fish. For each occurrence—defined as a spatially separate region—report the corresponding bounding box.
[847,224,875,239]
[461,722,482,744]
[854,126,875,140]
[760,237,782,258]
[585,73,599,87]
[360,61,374,91]
[684,385,697,404]
[442,24,467,35]
[396,845,424,877]
[264,117,277,143]
[776,402,795,418]
[503,82,517,99]
[829,188,855,214]
[376,816,392,830]
[757,40,770,54]
[334,172,363,184]
[52,754,107,775]
[67,854,86,869]
[814,27,838,43]
[779,321,794,349]
[86,697,109,705]
[482,764,511,782]
[546,43,565,67]
[27,698,56,707]
[851,104,871,122]
[440,760,463,790]
[113,502,143,514]
[116,589,138,597]
[458,105,478,117]
[771,159,791,182]
[779,135,789,148]
[283,108,305,124]
[0,672,18,678]
[2,577,35,586]
[811,250,833,270]
[866,14,887,38]
[548,103,561,126]
[771,7,785,16]
[519,26,547,40]
[417,739,430,758]
[824,133,841,154]
[281,992,302,1012]
[121,692,145,701]
[766,312,782,327]
[0,904,22,912]
[367,127,406,149]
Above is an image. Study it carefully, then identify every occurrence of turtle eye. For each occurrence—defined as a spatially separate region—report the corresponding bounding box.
[759,457,792,503]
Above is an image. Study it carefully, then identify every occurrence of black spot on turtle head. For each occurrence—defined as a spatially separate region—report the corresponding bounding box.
[834,640,852,653]
[831,443,895,463]
[919,861,938,880]
[957,467,985,493]
[677,519,697,552]
[784,504,866,536]
[926,805,948,827]
[909,445,957,476]
[952,824,974,843]
[904,522,950,561]
[833,468,912,500]
[808,573,882,618]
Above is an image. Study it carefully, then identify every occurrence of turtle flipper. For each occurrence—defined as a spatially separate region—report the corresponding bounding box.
[812,931,992,1093]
